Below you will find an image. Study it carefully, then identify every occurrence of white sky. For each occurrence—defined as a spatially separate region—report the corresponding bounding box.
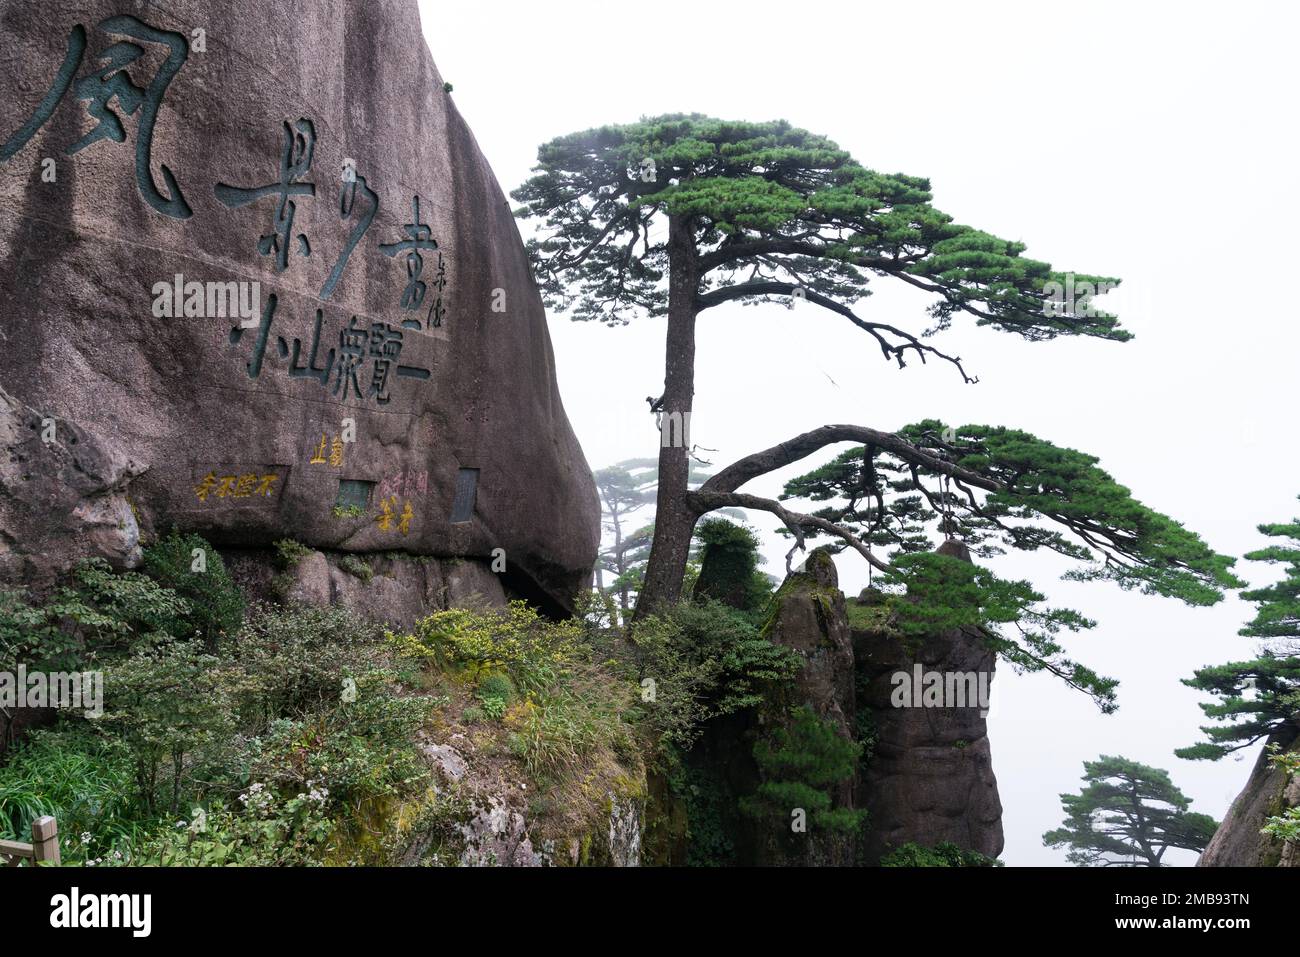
[420,0,1300,864]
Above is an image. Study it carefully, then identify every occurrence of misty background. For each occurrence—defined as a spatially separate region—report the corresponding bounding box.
[419,0,1300,864]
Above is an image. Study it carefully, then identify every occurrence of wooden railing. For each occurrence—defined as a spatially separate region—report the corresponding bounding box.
[0,816,60,866]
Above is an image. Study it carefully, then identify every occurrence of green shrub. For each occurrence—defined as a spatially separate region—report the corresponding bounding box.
[0,556,439,866]
[1,559,196,675]
[390,601,584,693]
[94,639,238,815]
[692,518,774,615]
[225,603,386,730]
[112,793,333,867]
[244,670,431,806]
[1261,744,1300,845]
[338,554,374,583]
[274,539,313,569]
[880,841,1003,867]
[587,599,804,758]
[142,532,244,649]
[740,705,865,835]
[476,672,516,720]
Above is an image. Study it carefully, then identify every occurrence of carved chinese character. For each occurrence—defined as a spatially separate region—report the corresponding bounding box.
[228,293,279,380]
[379,195,440,330]
[332,316,368,402]
[0,17,191,218]
[376,496,394,531]
[194,471,218,502]
[215,118,316,271]
[279,308,335,385]
[320,167,379,299]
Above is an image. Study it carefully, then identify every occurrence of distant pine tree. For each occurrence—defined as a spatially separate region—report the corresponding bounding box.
[1044,756,1218,866]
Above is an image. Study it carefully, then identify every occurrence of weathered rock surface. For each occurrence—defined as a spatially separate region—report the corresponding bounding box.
[396,738,644,867]
[764,549,857,752]
[854,540,1004,863]
[0,0,597,611]
[0,384,142,583]
[752,548,858,865]
[221,546,509,629]
[1199,725,1299,867]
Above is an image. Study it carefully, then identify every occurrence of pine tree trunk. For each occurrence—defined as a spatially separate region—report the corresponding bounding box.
[636,214,700,617]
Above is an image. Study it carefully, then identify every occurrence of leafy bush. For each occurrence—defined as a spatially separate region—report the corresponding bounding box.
[1261,744,1300,846]
[231,603,385,727]
[113,792,333,867]
[692,518,774,616]
[476,672,516,720]
[0,587,92,673]
[274,539,314,568]
[621,601,802,752]
[244,670,431,806]
[390,601,584,694]
[880,841,1003,867]
[1,561,435,865]
[95,640,238,815]
[142,532,245,649]
[338,554,374,583]
[0,560,194,674]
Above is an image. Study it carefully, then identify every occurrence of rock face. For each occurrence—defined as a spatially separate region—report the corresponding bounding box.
[764,549,857,752]
[752,549,859,865]
[395,738,644,867]
[0,0,597,612]
[854,540,1004,863]
[222,546,507,631]
[1199,725,1299,867]
[0,384,142,580]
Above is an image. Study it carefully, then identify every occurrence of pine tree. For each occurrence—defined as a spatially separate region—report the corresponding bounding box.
[593,458,716,617]
[1043,756,1218,866]
[1178,498,1300,759]
[514,116,1240,630]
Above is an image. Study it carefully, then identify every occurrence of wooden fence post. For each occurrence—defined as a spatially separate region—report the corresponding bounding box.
[31,816,59,865]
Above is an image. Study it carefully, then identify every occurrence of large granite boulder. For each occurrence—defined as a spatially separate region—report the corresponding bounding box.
[1199,725,1299,867]
[0,0,597,612]
[854,539,1004,863]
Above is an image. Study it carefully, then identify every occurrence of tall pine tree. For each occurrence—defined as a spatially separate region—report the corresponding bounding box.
[514,116,1240,643]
